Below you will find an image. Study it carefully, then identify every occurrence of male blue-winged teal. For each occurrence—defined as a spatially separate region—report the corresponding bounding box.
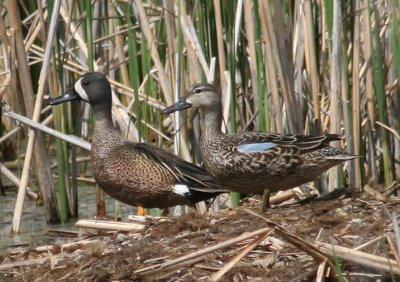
[48,73,226,209]
[163,83,358,205]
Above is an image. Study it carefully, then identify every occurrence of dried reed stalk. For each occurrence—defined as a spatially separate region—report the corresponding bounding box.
[0,163,38,200]
[315,241,400,275]
[75,219,145,232]
[301,0,320,127]
[5,111,91,150]
[327,0,343,192]
[351,0,362,190]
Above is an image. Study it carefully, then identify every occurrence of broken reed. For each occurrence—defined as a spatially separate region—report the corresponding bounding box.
[1,1,399,223]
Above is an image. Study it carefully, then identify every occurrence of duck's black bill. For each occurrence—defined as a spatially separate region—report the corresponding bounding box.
[47,89,80,105]
[162,98,191,114]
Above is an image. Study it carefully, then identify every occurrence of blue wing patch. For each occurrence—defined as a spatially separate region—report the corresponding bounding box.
[236,142,277,153]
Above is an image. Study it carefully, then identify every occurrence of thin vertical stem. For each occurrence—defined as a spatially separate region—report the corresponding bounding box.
[351,0,362,190]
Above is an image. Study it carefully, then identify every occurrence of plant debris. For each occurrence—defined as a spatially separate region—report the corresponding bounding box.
[1,192,400,281]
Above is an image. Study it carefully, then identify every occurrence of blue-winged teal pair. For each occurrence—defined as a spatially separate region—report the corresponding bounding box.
[163,83,358,206]
[48,72,226,208]
[49,73,357,210]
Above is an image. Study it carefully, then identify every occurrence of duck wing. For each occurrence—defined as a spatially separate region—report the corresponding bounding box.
[234,133,342,154]
[132,142,227,193]
[216,132,352,175]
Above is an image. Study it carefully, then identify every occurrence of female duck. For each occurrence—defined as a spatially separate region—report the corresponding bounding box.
[48,73,225,208]
[163,83,357,200]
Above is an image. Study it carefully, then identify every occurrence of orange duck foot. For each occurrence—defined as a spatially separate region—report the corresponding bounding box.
[137,206,145,216]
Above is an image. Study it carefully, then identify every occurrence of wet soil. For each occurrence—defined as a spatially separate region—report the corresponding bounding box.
[1,192,399,281]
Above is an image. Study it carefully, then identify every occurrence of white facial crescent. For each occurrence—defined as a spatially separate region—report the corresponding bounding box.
[74,77,90,102]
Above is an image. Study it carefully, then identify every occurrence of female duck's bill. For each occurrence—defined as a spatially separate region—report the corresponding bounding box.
[162,97,192,114]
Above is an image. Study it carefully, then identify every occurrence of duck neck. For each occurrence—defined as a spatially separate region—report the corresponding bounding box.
[91,105,122,150]
[93,103,112,121]
[92,102,113,128]
[201,104,222,136]
[94,111,115,131]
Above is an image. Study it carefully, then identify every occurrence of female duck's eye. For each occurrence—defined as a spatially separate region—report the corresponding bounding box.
[194,88,201,94]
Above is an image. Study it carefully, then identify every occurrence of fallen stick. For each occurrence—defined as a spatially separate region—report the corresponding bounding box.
[76,176,96,183]
[134,227,272,275]
[315,241,400,275]
[211,231,272,281]
[315,259,327,282]
[385,234,400,270]
[52,174,96,184]
[136,257,205,277]
[75,219,145,232]
[0,162,38,200]
[363,184,389,202]
[5,111,91,151]
[0,257,48,270]
[353,235,385,251]
[47,228,80,237]
[35,239,94,252]
[270,189,295,205]
[0,126,20,144]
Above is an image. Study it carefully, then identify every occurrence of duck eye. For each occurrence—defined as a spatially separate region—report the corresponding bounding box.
[194,88,201,94]
[83,80,89,86]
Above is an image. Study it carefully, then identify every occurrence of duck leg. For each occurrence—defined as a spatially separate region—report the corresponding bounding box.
[137,206,145,216]
[161,208,169,216]
[260,188,271,212]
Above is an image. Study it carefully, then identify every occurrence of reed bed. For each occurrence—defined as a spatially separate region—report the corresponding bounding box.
[0,0,399,228]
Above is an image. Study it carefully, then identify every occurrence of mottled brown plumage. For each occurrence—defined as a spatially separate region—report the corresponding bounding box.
[163,83,358,195]
[48,73,225,208]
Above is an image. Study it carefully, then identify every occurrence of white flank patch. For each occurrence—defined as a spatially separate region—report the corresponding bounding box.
[237,142,277,153]
[75,77,89,102]
[173,184,190,196]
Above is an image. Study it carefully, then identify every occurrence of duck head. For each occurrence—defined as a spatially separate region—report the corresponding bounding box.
[47,72,112,112]
[162,83,220,114]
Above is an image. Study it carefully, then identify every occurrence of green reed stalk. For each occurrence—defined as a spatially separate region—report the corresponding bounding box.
[57,7,80,218]
[53,99,69,223]
[389,0,400,158]
[370,4,394,187]
[253,0,268,131]
[126,2,142,140]
[85,0,94,72]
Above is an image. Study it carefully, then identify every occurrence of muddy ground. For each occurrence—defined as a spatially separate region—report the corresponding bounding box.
[1,191,399,281]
